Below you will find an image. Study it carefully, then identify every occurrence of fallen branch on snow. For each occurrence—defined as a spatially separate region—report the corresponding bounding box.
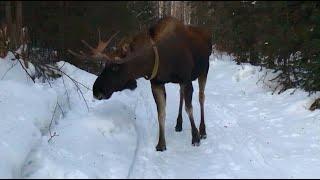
[48,101,59,143]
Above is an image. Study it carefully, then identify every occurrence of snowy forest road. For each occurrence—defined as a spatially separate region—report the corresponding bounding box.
[4,53,318,178]
[122,54,320,178]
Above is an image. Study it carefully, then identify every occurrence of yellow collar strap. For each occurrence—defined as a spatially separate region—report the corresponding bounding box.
[145,38,159,80]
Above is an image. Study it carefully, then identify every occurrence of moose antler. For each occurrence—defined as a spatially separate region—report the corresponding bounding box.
[68,30,120,62]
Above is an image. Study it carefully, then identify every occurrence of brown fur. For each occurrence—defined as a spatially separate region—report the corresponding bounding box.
[92,16,212,151]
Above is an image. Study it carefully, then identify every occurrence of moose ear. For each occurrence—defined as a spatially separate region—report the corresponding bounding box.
[125,79,137,91]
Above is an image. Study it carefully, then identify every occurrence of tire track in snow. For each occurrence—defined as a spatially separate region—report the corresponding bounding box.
[126,91,143,179]
[125,82,159,178]
[207,79,285,177]
[125,58,317,178]
[199,64,284,178]
[126,114,140,178]
[213,98,270,171]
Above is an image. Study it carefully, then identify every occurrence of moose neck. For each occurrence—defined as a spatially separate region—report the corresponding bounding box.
[126,45,157,80]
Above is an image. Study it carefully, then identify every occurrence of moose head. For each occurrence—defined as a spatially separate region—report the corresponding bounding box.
[68,30,146,100]
[92,61,137,100]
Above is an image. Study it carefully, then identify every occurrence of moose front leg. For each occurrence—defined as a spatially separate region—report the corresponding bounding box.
[175,84,184,132]
[151,83,167,151]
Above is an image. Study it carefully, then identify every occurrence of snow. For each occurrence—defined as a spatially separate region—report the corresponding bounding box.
[0,51,320,178]
[0,52,35,85]
[0,55,57,178]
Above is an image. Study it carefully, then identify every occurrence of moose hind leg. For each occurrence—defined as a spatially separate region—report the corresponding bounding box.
[184,82,200,146]
[175,84,184,132]
[198,73,208,139]
[151,83,167,151]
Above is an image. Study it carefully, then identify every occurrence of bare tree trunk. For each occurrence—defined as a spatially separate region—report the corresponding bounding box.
[170,1,175,17]
[16,1,22,46]
[5,1,13,49]
[59,1,65,55]
[180,1,184,22]
[158,1,164,18]
[164,1,171,17]
[183,2,191,25]
[5,1,23,50]
[154,1,160,20]
[170,1,185,22]
[5,2,12,25]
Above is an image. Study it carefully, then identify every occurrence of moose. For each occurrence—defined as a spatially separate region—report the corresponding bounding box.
[69,17,212,151]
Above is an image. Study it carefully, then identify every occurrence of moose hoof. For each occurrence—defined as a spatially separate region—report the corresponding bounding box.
[156,145,167,152]
[175,125,182,132]
[199,125,207,139]
[192,141,200,147]
[175,116,183,132]
[200,134,207,139]
[192,135,200,146]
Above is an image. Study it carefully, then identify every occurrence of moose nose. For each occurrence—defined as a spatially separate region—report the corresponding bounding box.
[93,93,112,100]
[94,94,103,100]
[93,91,107,100]
[93,82,104,100]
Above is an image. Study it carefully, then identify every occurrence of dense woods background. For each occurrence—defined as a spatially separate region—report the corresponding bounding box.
[0,1,319,105]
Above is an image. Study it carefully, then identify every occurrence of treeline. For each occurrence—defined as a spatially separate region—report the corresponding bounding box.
[0,1,194,73]
[0,1,319,104]
[140,1,320,96]
[0,1,144,73]
[200,1,320,96]
[136,1,320,108]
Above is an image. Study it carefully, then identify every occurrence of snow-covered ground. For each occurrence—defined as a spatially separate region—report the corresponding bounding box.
[0,51,319,178]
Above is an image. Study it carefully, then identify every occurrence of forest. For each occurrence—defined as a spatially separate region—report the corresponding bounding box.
[0,1,320,179]
[1,1,319,107]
